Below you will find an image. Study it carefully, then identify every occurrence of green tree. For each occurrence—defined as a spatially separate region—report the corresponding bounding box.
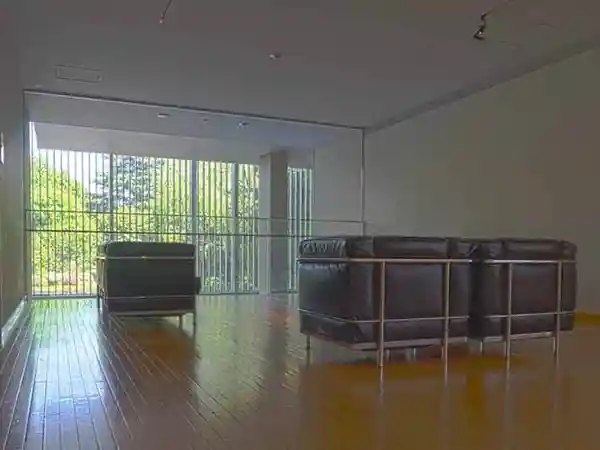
[235,164,260,291]
[90,155,165,210]
[91,155,167,242]
[30,157,98,292]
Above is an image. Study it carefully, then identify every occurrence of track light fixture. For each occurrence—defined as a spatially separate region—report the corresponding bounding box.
[473,13,488,40]
[159,0,175,24]
[473,0,521,41]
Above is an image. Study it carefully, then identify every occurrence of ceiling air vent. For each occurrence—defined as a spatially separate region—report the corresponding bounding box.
[55,65,102,83]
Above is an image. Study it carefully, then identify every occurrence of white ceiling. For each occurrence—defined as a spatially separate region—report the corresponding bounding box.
[13,0,600,136]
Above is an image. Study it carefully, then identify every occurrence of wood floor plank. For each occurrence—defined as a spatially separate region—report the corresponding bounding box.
[4,306,49,450]
[3,297,600,449]
[1,308,37,450]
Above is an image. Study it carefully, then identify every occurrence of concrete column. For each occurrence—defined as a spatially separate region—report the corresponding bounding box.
[258,150,288,294]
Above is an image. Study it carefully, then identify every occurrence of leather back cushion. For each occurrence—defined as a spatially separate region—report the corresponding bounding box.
[299,236,477,259]
[477,239,576,260]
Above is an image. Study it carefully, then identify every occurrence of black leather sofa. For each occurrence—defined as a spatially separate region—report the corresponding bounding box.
[298,236,476,363]
[96,242,199,327]
[298,236,576,363]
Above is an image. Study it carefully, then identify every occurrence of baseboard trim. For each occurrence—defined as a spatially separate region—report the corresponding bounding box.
[1,296,29,351]
[575,312,600,326]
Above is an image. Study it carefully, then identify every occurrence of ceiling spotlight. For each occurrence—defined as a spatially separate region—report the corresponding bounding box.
[268,52,282,61]
[473,13,488,40]
[156,112,170,118]
[238,121,249,128]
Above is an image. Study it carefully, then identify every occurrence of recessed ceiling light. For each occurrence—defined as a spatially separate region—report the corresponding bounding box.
[238,121,249,128]
[268,52,282,61]
[156,112,170,118]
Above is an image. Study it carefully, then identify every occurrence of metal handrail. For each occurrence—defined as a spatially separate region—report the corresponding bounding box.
[97,256,195,260]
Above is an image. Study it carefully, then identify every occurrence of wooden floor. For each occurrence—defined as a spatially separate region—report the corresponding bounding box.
[1,297,600,450]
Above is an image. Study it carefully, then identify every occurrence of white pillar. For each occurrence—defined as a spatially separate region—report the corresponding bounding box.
[258,150,288,294]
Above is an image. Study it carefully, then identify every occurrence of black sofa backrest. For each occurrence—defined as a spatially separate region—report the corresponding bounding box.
[98,242,196,298]
[475,238,576,260]
[299,236,477,259]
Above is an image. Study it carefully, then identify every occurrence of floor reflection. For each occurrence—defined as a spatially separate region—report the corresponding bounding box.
[0,297,598,449]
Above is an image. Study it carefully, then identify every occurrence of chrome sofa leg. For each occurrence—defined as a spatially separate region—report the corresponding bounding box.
[477,340,484,355]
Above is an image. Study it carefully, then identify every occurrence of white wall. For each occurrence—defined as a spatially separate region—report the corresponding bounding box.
[0,2,26,328]
[364,48,600,311]
[312,132,364,235]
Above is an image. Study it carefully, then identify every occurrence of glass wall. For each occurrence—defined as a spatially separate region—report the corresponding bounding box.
[27,131,312,297]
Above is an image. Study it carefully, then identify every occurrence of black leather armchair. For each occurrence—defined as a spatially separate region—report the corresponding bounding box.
[96,242,199,327]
